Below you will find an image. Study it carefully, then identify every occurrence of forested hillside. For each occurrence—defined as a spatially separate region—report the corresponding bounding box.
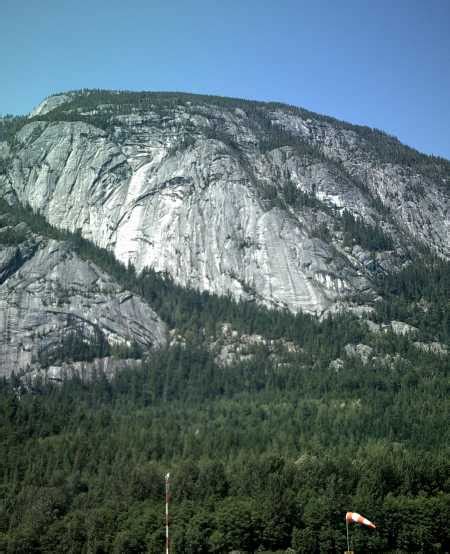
[0,199,449,552]
[0,343,449,552]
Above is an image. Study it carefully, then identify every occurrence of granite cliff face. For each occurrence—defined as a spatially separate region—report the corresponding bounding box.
[1,91,449,318]
[0,217,166,376]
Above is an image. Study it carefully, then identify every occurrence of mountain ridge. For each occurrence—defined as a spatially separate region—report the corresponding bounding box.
[23,88,450,164]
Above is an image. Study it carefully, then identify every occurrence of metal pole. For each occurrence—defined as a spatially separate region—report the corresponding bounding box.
[346,517,350,553]
[165,472,170,554]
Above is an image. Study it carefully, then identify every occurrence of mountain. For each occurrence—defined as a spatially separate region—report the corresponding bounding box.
[0,89,449,377]
[1,90,448,318]
[0,90,449,553]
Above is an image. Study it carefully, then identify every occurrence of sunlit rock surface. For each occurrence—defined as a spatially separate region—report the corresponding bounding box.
[2,91,449,315]
[0,229,166,376]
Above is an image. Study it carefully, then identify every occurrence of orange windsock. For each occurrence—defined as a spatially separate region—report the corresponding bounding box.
[346,511,376,529]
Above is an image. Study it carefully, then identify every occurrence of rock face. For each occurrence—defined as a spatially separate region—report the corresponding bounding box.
[364,319,419,336]
[1,90,449,315]
[413,341,448,355]
[27,357,144,384]
[209,322,301,368]
[0,224,166,376]
[28,93,73,118]
[344,343,374,364]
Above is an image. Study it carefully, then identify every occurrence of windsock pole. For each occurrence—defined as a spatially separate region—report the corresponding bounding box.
[346,516,350,552]
[165,472,170,554]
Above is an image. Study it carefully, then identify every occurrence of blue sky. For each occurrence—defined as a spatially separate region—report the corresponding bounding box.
[2,0,449,158]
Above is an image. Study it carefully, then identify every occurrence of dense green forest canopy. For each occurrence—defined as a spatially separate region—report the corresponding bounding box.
[0,337,449,552]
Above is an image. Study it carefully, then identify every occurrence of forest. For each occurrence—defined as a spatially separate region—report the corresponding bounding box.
[0,337,448,553]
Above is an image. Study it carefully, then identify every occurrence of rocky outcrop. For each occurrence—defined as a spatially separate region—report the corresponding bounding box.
[168,322,301,368]
[7,120,130,247]
[413,341,447,355]
[364,319,419,336]
[209,322,301,368]
[334,343,408,369]
[270,109,450,257]
[0,227,166,377]
[29,93,73,117]
[27,357,143,383]
[389,320,419,336]
[344,343,374,364]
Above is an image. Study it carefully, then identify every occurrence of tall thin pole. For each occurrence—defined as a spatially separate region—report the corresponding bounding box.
[346,517,350,553]
[165,472,170,554]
